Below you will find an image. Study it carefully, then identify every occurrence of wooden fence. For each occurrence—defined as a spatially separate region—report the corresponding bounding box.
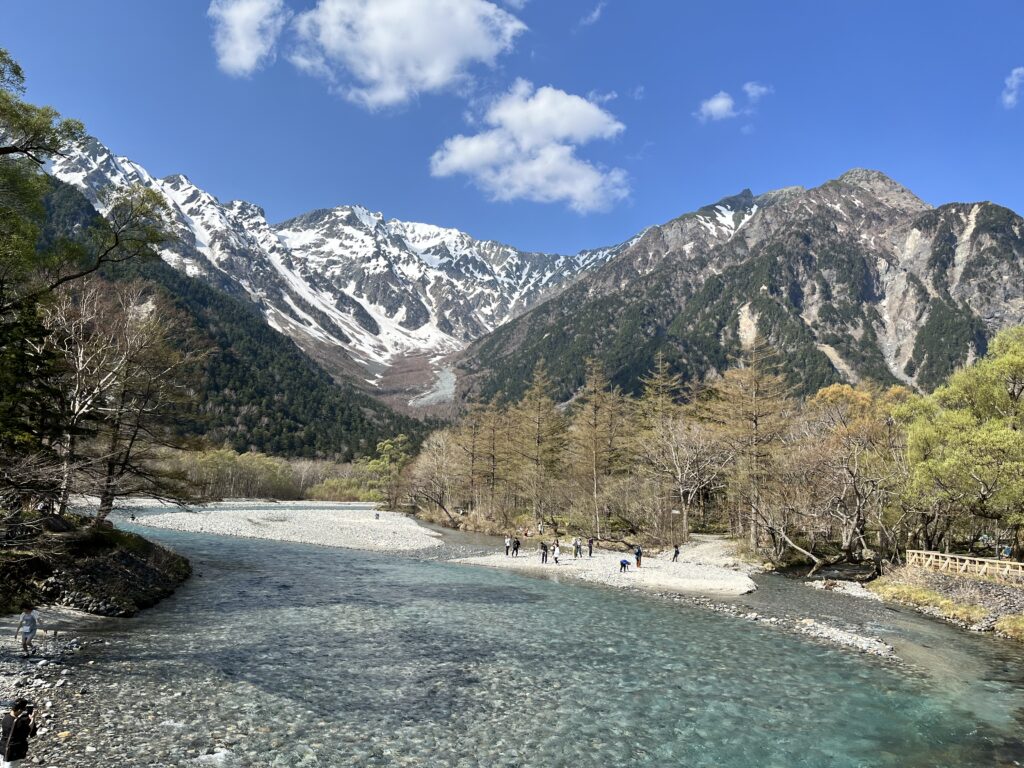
[906,550,1024,582]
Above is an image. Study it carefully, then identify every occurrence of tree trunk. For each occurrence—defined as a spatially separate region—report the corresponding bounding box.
[95,457,117,526]
[57,431,76,516]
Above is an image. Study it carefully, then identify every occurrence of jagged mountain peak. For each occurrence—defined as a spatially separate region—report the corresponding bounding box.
[48,135,628,401]
[700,188,756,213]
[456,168,1024,405]
[830,168,929,212]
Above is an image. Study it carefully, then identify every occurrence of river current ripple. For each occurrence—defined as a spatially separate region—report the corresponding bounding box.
[58,508,1024,767]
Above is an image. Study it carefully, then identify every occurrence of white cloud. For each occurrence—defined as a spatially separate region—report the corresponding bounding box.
[1002,67,1024,109]
[632,84,645,100]
[743,81,773,102]
[587,89,618,104]
[290,0,526,109]
[696,82,773,123]
[431,79,628,213]
[695,91,737,122]
[208,0,290,76]
[579,2,606,26]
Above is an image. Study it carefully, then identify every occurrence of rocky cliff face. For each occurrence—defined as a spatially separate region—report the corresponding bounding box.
[457,170,1024,401]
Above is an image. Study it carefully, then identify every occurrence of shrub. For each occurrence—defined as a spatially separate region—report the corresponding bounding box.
[995,615,1024,642]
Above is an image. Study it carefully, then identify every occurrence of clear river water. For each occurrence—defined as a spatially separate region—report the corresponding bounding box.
[66,506,1024,767]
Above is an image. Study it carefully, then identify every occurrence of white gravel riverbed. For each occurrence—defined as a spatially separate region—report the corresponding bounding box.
[456,535,759,597]
[106,500,443,552]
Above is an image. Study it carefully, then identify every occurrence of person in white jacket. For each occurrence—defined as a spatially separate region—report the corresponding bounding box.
[13,606,44,658]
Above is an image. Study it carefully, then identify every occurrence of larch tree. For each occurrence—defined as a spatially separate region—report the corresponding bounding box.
[700,334,794,550]
[569,359,629,539]
[510,366,566,531]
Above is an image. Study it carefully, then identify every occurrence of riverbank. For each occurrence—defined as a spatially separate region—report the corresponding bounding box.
[868,565,1024,643]
[455,535,759,596]
[0,517,191,617]
[99,499,443,552]
[0,607,119,767]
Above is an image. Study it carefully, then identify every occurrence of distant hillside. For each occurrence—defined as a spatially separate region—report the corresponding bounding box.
[43,180,430,460]
[455,170,1024,402]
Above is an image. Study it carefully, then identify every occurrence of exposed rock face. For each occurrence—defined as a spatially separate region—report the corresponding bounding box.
[458,169,1024,400]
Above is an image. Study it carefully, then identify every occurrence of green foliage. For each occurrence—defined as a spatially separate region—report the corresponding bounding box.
[169,448,374,501]
[0,48,84,166]
[903,327,1024,527]
[365,434,412,508]
[908,296,986,392]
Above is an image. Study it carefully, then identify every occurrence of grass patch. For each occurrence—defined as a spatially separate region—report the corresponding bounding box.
[994,615,1024,642]
[867,579,989,624]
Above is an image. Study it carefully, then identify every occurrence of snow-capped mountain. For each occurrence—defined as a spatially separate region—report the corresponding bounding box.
[49,137,628,395]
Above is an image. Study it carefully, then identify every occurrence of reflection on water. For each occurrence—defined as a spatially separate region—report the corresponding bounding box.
[84,510,1024,767]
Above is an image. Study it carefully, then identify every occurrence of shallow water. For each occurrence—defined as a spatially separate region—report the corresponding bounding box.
[78,506,1024,767]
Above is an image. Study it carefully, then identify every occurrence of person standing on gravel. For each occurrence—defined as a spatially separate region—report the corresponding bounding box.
[588,537,594,557]
[672,544,680,562]
[540,541,549,564]
[504,535,512,556]
[13,605,42,658]
[634,545,643,569]
[553,542,561,564]
[512,537,520,557]
[1,698,37,767]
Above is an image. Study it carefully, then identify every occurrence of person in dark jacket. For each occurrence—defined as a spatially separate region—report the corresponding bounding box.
[588,537,594,557]
[634,545,643,568]
[1,698,37,767]
[540,541,549,564]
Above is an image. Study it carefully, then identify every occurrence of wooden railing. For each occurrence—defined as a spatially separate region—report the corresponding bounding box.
[906,550,1024,581]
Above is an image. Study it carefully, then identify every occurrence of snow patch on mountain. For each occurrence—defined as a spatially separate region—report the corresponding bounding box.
[48,137,627,395]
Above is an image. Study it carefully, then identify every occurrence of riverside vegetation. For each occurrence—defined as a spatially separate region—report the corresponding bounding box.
[406,331,1024,579]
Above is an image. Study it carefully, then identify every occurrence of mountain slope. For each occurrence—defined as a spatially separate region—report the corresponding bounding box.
[456,170,1024,401]
[43,179,430,459]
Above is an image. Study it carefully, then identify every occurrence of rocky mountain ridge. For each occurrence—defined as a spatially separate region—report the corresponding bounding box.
[49,137,629,398]
[50,138,1024,408]
[457,169,1024,401]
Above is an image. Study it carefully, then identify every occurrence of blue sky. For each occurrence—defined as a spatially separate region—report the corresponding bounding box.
[6,1,1024,252]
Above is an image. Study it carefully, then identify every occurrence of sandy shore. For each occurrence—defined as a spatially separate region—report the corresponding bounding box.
[456,534,759,596]
[103,500,443,552]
